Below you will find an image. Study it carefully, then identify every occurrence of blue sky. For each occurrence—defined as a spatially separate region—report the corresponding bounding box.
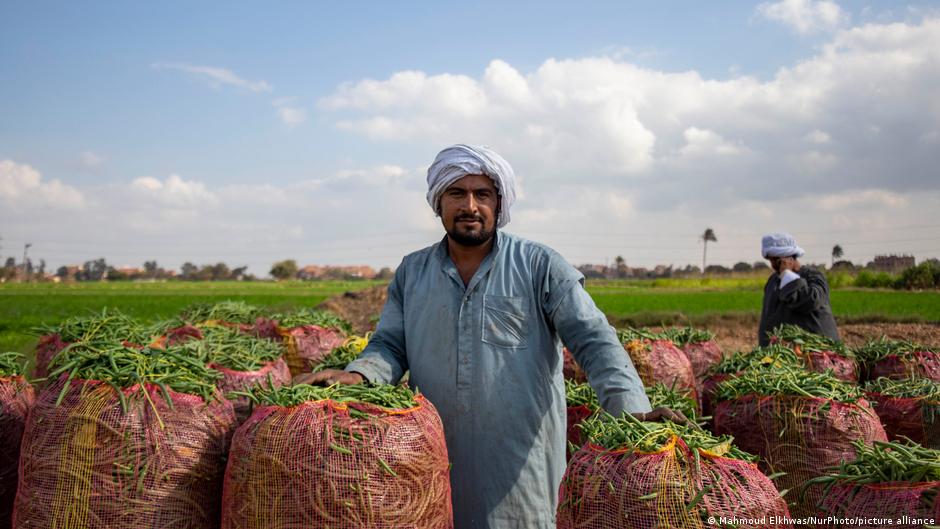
[2,1,939,274]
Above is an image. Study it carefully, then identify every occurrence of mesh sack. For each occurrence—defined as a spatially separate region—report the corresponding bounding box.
[681,340,724,383]
[701,373,734,419]
[562,347,587,383]
[867,393,940,449]
[624,339,698,400]
[566,404,594,456]
[1,376,34,529]
[250,318,280,341]
[798,347,858,382]
[810,481,940,529]
[713,395,887,518]
[870,352,940,382]
[210,358,292,423]
[32,333,69,379]
[13,375,237,529]
[278,325,347,376]
[558,436,792,529]
[221,394,453,529]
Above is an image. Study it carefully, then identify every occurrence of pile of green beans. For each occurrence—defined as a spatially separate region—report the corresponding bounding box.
[0,351,27,376]
[616,327,662,343]
[47,340,222,410]
[866,377,940,401]
[192,325,283,371]
[646,382,700,421]
[771,324,852,357]
[715,364,863,403]
[180,301,264,324]
[270,308,353,333]
[34,308,151,344]
[661,326,715,346]
[311,334,370,372]
[706,344,803,376]
[565,379,599,409]
[237,382,418,409]
[578,411,756,461]
[854,336,936,364]
[805,438,940,487]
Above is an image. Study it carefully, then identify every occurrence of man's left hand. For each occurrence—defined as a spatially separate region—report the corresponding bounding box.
[632,406,689,425]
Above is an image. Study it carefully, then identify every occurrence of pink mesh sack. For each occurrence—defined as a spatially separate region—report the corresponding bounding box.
[797,347,858,382]
[221,393,453,528]
[1,375,34,529]
[624,339,698,400]
[210,358,291,423]
[277,324,346,375]
[32,333,69,379]
[867,393,940,449]
[13,376,237,529]
[812,481,940,529]
[558,435,792,529]
[713,395,887,517]
[681,340,724,383]
[870,351,940,382]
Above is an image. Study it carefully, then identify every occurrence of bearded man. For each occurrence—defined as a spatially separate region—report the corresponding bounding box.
[298,144,681,529]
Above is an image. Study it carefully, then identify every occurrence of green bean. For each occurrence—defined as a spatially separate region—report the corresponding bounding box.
[234,382,419,409]
[770,323,853,357]
[715,364,862,403]
[180,300,263,324]
[0,350,27,376]
[269,308,353,333]
[660,326,715,347]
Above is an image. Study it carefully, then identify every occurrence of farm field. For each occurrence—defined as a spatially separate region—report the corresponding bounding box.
[2,278,939,355]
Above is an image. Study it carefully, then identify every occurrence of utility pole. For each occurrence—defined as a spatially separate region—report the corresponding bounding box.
[23,242,31,281]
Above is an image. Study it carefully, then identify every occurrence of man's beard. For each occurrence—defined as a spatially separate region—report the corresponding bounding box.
[447,215,496,247]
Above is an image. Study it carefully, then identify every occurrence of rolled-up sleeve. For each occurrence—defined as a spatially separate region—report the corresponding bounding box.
[542,257,651,416]
[779,272,828,313]
[345,266,409,384]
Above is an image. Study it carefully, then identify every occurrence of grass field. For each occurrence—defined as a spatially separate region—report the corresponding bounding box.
[2,278,938,355]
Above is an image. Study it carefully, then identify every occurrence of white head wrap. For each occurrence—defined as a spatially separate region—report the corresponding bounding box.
[426,144,516,228]
[762,233,805,258]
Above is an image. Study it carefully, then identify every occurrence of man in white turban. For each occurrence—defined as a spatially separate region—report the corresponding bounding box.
[758,232,840,345]
[301,144,681,529]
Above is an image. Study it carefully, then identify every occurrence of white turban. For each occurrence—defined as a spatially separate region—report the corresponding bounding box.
[762,233,805,258]
[426,144,516,228]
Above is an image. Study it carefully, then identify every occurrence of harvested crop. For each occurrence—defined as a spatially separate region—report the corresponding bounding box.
[855,337,940,382]
[559,412,790,529]
[221,383,452,528]
[181,301,264,325]
[311,334,370,372]
[270,308,352,334]
[1,352,34,529]
[866,377,940,448]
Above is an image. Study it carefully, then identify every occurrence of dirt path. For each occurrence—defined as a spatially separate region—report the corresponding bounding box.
[320,285,940,351]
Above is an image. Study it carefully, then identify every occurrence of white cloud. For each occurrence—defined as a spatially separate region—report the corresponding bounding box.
[815,188,909,211]
[273,97,307,125]
[130,174,219,207]
[79,151,105,168]
[152,62,272,92]
[0,159,85,209]
[757,0,848,34]
[805,130,831,144]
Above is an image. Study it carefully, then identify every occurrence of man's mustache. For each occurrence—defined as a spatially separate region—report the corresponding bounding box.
[456,215,484,222]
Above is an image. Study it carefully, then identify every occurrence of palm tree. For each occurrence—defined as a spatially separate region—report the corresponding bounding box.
[831,244,844,268]
[701,228,717,273]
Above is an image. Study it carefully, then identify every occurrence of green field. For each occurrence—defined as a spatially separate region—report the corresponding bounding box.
[2,279,938,356]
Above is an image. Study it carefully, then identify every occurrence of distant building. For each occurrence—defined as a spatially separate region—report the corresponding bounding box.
[871,254,915,273]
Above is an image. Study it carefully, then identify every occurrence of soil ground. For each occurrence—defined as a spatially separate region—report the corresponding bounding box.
[319,285,940,351]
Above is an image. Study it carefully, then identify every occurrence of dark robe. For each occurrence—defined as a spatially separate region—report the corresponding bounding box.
[758,266,840,346]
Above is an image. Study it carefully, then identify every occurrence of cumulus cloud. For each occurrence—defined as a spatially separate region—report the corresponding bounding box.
[79,151,105,169]
[0,159,85,209]
[757,0,849,34]
[273,97,307,125]
[130,174,219,208]
[152,62,272,92]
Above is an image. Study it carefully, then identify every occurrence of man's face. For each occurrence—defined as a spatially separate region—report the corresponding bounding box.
[439,174,499,247]
[767,256,782,273]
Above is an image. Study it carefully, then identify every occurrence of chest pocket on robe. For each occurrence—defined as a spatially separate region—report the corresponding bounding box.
[482,294,528,348]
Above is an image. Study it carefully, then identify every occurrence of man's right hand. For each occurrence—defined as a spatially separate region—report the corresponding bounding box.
[294,369,365,386]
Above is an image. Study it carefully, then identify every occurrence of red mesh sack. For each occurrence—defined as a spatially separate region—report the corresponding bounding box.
[250,318,280,341]
[624,339,698,399]
[566,404,593,455]
[701,372,734,419]
[562,347,587,382]
[870,352,940,382]
[1,376,34,529]
[278,325,346,375]
[221,394,453,528]
[796,346,858,382]
[713,395,887,517]
[867,393,940,449]
[682,340,724,383]
[811,481,940,528]
[558,436,792,529]
[210,358,292,423]
[13,376,237,529]
[32,333,69,379]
